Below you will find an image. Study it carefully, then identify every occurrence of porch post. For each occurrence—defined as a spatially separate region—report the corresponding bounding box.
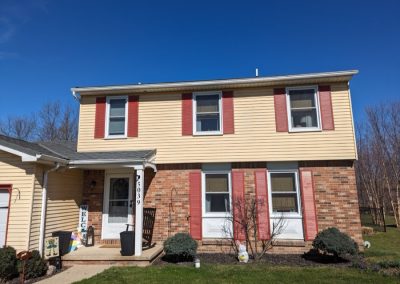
[134,166,144,256]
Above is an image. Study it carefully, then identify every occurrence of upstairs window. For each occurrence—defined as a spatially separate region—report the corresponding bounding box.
[106,96,127,138]
[193,92,222,135]
[287,87,320,131]
[269,172,301,214]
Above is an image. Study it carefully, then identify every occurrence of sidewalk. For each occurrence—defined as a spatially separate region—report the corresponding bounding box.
[37,265,111,284]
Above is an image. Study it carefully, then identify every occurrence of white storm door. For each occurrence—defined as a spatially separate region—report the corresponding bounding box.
[102,174,134,239]
[0,189,10,246]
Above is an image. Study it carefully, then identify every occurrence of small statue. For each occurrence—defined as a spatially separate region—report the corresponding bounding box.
[237,241,249,263]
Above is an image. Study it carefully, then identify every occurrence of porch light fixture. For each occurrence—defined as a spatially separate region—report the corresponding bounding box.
[85,226,95,247]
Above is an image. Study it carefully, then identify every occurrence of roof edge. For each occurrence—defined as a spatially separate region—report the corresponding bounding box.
[0,144,37,162]
[71,70,358,95]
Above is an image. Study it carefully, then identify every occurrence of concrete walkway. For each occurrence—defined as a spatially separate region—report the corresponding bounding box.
[38,265,111,284]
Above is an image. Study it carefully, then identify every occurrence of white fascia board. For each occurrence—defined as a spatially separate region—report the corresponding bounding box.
[69,159,146,165]
[36,154,69,165]
[0,144,38,162]
[71,70,358,95]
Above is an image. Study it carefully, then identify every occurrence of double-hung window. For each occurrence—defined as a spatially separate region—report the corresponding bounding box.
[287,87,320,131]
[193,92,222,135]
[203,173,231,214]
[269,171,301,215]
[106,96,128,138]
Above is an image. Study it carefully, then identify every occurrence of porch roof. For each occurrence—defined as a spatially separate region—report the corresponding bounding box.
[40,141,155,163]
[0,135,156,167]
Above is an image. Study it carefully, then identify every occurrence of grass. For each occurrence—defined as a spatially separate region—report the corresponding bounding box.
[76,264,400,284]
[76,222,400,283]
[363,226,400,263]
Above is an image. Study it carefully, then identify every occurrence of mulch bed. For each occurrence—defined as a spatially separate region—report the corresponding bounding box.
[155,252,361,268]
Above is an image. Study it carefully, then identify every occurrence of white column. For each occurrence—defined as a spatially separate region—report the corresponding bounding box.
[134,167,144,256]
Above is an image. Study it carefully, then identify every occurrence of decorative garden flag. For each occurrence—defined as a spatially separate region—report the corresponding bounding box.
[44,237,59,259]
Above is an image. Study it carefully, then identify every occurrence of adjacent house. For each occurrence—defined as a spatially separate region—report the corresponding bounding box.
[0,70,363,259]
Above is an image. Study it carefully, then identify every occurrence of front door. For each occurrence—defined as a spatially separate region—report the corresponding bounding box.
[102,174,134,239]
[0,189,10,246]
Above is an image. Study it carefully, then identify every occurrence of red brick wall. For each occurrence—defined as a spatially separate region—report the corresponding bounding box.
[82,160,362,251]
[143,164,201,242]
[299,161,363,245]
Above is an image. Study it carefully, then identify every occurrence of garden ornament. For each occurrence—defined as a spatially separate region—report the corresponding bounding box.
[237,241,249,263]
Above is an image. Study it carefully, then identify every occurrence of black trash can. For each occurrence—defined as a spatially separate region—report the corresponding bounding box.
[120,231,135,256]
[52,231,72,256]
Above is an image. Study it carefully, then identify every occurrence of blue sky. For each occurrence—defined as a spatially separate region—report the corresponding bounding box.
[0,0,399,123]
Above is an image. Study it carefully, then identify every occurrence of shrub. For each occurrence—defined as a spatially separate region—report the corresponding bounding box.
[163,233,198,262]
[0,246,18,281]
[312,227,358,258]
[19,250,47,279]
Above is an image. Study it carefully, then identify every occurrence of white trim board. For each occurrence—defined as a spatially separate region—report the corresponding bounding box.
[71,70,358,95]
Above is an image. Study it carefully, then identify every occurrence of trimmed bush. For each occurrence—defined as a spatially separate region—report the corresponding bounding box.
[312,227,358,258]
[0,246,18,281]
[19,250,47,279]
[164,233,197,262]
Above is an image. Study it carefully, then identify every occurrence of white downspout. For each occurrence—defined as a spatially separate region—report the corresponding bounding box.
[39,163,61,256]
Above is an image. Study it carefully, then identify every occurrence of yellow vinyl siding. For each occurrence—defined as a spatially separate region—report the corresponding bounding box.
[45,169,83,237]
[29,167,83,250]
[29,166,43,250]
[77,83,356,163]
[0,151,35,251]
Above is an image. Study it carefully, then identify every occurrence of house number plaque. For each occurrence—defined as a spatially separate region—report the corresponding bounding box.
[136,173,142,205]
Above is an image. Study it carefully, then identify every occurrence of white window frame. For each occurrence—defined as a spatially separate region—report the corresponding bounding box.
[286,86,321,132]
[193,91,223,136]
[201,170,232,218]
[267,170,302,218]
[105,96,128,139]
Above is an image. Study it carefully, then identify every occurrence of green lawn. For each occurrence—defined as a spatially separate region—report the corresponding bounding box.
[76,264,399,284]
[76,227,400,284]
[363,226,400,263]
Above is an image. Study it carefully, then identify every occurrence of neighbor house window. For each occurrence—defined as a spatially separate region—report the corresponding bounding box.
[193,92,222,134]
[106,96,127,137]
[269,172,300,214]
[203,173,231,214]
[287,87,320,131]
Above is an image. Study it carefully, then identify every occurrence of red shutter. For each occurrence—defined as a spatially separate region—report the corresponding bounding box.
[182,93,193,136]
[222,91,234,134]
[273,88,288,132]
[232,171,246,241]
[300,170,318,240]
[255,170,270,240]
[318,85,334,130]
[189,171,202,240]
[127,96,139,137]
[94,97,106,138]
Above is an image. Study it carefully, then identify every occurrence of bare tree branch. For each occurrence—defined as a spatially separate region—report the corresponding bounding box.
[222,196,286,261]
[0,114,37,141]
